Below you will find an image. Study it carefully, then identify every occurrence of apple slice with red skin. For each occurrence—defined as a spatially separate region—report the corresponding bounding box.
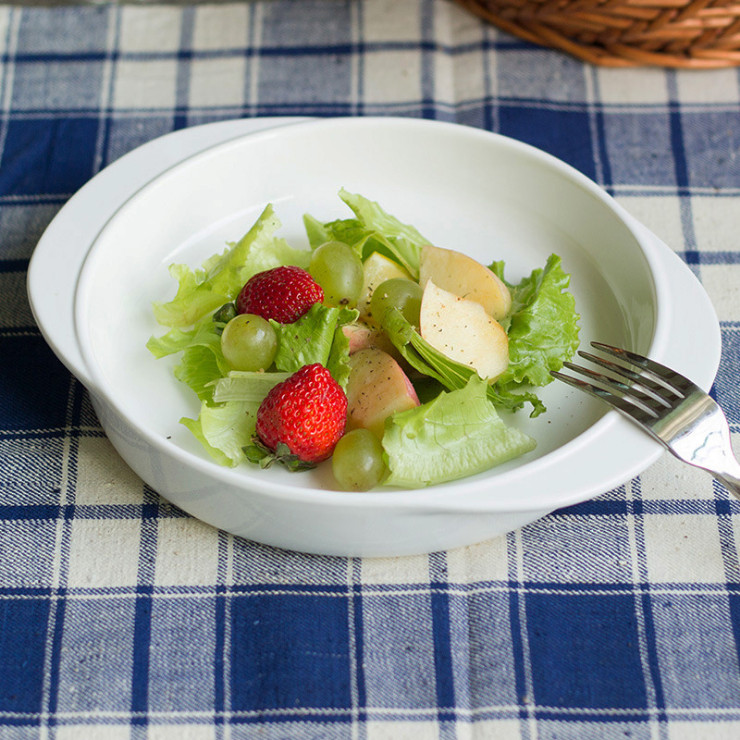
[342,321,398,356]
[345,348,420,438]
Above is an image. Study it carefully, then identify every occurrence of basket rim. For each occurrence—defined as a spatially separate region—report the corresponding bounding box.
[454,0,740,68]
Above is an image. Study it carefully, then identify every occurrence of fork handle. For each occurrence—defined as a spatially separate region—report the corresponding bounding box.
[708,454,740,499]
[714,470,740,499]
[669,405,740,500]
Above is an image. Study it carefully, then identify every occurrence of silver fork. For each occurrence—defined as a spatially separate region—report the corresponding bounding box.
[551,342,740,498]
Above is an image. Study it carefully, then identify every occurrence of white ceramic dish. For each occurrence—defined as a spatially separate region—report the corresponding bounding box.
[33,117,720,556]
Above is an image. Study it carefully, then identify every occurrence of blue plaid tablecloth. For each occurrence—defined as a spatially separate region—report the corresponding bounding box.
[2,1,740,738]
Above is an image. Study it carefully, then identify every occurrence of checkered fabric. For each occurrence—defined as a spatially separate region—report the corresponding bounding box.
[1,1,739,738]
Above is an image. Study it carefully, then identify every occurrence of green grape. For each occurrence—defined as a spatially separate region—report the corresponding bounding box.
[220,313,277,371]
[370,278,423,327]
[332,429,387,491]
[309,241,364,308]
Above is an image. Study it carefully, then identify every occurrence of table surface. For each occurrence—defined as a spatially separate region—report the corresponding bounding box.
[2,2,740,738]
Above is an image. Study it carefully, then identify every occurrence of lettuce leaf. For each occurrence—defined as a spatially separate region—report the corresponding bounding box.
[302,214,366,258]
[493,254,580,389]
[146,317,229,402]
[181,400,257,467]
[304,189,428,278]
[181,371,291,467]
[271,303,358,387]
[327,322,354,390]
[383,375,536,487]
[152,204,310,328]
[210,370,289,403]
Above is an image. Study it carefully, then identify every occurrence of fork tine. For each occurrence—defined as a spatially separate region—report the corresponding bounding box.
[550,369,661,425]
[590,342,695,396]
[577,350,676,407]
[561,357,675,417]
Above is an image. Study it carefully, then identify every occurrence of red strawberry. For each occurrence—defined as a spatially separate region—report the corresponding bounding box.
[248,364,347,469]
[236,265,323,324]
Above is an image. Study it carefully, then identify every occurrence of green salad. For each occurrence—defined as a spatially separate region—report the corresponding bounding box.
[147,189,580,489]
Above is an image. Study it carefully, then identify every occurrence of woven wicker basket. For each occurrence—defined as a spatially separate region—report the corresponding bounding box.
[454,0,740,68]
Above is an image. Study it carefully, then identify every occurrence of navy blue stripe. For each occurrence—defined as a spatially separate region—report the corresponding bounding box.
[0,259,28,272]
[0,429,105,442]
[0,503,186,521]
[173,8,195,133]
[428,551,456,717]
[420,0,436,121]
[728,591,740,679]
[682,251,740,265]
[130,486,160,724]
[0,505,61,520]
[0,586,53,597]
[3,37,543,67]
[553,499,629,516]
[130,586,153,720]
[0,716,44,728]
[644,498,740,515]
[430,580,456,712]
[3,102,739,129]
[558,498,740,516]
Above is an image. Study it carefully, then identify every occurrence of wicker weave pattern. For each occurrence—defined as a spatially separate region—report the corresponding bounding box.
[455,0,740,67]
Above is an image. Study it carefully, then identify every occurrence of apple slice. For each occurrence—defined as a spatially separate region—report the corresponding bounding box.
[341,321,399,357]
[419,280,509,381]
[346,348,420,438]
[419,244,511,320]
[357,252,411,324]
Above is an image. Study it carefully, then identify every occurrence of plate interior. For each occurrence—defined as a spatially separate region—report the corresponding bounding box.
[75,119,658,493]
